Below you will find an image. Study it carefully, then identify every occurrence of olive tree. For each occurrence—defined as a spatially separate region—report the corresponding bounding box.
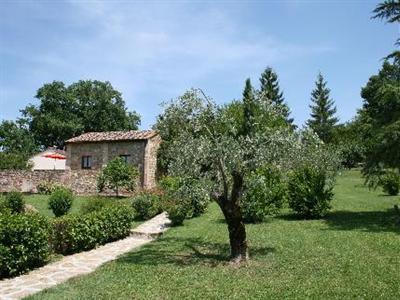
[163,87,303,262]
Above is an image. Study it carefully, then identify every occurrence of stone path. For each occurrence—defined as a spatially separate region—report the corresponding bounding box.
[0,212,171,300]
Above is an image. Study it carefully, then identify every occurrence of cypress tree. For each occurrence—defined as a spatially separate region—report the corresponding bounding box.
[259,67,294,125]
[306,72,339,143]
[242,78,255,136]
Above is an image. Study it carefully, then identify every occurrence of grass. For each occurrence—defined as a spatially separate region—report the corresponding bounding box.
[28,170,400,299]
[23,194,129,217]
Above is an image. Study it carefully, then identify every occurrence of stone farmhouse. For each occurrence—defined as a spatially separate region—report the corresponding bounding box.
[0,130,160,194]
[65,130,161,188]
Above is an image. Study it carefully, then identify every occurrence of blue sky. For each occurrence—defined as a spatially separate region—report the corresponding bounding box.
[0,0,398,129]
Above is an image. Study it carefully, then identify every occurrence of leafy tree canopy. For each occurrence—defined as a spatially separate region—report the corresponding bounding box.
[21,80,141,148]
[97,157,139,197]
[0,119,38,170]
[360,58,400,184]
[162,87,339,262]
[0,119,38,155]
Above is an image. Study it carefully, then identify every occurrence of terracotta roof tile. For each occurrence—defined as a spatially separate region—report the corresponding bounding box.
[65,130,158,143]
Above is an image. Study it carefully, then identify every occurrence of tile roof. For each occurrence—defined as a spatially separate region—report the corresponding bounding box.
[65,130,158,143]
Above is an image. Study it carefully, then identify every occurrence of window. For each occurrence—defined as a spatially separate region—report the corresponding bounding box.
[119,155,130,164]
[81,156,92,169]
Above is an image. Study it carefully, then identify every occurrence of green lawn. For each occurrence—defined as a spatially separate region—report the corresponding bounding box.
[23,195,89,217]
[28,170,400,299]
[23,195,129,217]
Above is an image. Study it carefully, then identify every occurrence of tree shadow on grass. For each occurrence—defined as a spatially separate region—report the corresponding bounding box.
[118,237,275,268]
[323,208,400,233]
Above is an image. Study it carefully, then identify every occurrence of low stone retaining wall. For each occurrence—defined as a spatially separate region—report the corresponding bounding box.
[0,170,100,195]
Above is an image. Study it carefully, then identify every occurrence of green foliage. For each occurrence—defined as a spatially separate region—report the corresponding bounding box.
[306,73,339,143]
[97,157,139,196]
[380,170,400,196]
[37,181,61,195]
[0,152,32,170]
[331,119,366,168]
[51,205,134,255]
[360,59,400,184]
[373,0,400,55]
[163,199,188,226]
[0,196,10,214]
[48,187,74,217]
[21,80,141,148]
[242,78,256,135]
[5,191,25,214]
[259,67,293,125]
[0,213,50,278]
[242,166,286,223]
[81,197,115,214]
[0,119,38,156]
[287,165,334,218]
[159,176,210,218]
[161,89,338,259]
[154,89,210,176]
[131,191,162,220]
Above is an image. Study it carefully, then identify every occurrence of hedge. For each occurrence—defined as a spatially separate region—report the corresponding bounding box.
[0,212,51,278]
[51,205,135,255]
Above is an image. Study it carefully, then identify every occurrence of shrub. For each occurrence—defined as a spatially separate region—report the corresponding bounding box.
[380,170,400,196]
[131,191,162,220]
[0,213,50,278]
[48,187,74,217]
[5,190,24,214]
[51,205,134,255]
[163,199,188,226]
[159,176,210,218]
[97,157,139,196]
[37,181,59,195]
[287,165,334,218]
[81,197,115,214]
[0,196,9,214]
[242,165,286,223]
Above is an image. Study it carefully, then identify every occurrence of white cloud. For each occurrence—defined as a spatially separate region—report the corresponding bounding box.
[1,0,335,126]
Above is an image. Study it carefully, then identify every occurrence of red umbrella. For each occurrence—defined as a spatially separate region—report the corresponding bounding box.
[43,153,66,160]
[42,153,66,170]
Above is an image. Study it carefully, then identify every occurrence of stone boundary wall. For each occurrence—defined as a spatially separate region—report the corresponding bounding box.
[0,170,101,195]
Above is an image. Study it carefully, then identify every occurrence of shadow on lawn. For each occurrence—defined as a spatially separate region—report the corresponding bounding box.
[118,237,275,267]
[324,208,400,233]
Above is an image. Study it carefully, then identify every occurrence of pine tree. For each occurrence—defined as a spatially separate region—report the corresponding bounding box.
[259,67,294,125]
[307,72,339,143]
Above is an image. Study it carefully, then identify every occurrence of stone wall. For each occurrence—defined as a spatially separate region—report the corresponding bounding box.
[0,170,100,195]
[66,140,149,186]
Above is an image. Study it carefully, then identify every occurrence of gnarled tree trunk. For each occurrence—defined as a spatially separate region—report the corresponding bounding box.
[217,171,248,263]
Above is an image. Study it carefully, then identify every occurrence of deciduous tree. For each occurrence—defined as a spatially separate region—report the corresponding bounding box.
[22,80,140,148]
